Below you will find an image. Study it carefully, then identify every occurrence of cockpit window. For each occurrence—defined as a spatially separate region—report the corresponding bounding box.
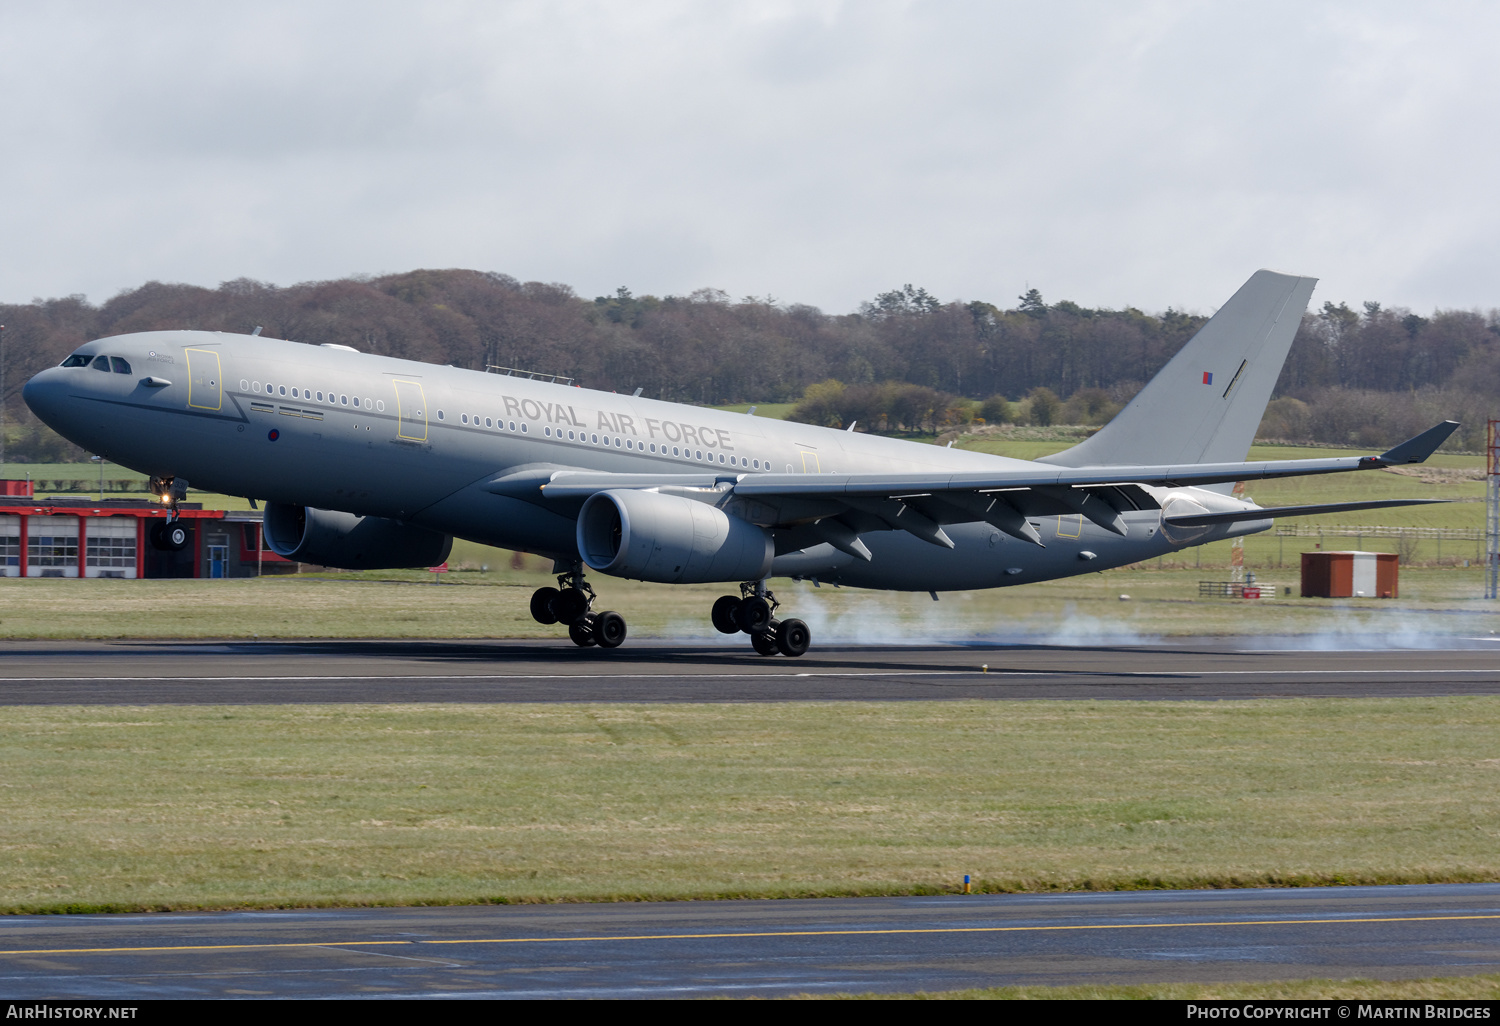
[110,357,132,374]
[91,355,110,372]
[61,354,91,368]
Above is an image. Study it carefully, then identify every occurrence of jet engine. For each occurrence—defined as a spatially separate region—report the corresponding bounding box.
[262,503,452,570]
[577,489,773,584]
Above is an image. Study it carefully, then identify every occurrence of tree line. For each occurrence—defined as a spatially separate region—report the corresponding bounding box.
[1,270,1495,459]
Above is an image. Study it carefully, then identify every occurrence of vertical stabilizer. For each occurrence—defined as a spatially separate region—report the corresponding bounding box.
[1039,270,1316,473]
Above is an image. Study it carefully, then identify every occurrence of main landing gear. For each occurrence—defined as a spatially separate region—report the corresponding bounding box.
[711,581,811,657]
[529,562,628,649]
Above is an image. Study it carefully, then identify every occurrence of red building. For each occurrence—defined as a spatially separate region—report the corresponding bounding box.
[0,495,292,579]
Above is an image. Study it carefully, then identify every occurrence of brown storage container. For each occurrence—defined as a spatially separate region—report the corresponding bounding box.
[1300,551,1398,598]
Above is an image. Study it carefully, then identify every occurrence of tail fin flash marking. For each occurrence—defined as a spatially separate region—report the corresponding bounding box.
[1221,359,1247,399]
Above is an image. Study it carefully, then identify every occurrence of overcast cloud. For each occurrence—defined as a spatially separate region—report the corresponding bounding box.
[2,1,1497,315]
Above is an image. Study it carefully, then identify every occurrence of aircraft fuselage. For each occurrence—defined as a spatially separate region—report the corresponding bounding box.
[22,330,1260,592]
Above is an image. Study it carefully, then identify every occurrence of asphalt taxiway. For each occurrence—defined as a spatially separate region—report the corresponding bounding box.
[0,638,1496,704]
[1,884,1497,998]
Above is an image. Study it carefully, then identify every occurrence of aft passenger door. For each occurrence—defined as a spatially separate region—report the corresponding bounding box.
[392,380,428,441]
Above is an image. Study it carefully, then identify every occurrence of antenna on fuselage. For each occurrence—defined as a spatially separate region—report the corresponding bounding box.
[632,387,642,397]
[250,326,263,336]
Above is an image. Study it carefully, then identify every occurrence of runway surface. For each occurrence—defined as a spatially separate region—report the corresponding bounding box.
[0,637,1497,704]
[2,884,1498,998]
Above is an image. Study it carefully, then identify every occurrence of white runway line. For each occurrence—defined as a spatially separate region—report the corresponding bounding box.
[0,668,1496,683]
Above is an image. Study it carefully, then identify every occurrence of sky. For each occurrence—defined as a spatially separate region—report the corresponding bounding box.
[2,1,1498,316]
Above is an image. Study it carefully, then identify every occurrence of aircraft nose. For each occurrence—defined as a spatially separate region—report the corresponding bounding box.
[22,366,70,429]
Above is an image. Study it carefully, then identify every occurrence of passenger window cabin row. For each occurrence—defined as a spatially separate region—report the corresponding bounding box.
[241,379,382,411]
[61,352,781,471]
[436,407,769,470]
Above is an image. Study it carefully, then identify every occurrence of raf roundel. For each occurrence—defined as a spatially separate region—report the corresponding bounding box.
[267,429,280,442]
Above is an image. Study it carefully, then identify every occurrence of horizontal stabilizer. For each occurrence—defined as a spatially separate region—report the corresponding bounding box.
[1376,421,1460,465]
[1163,498,1448,527]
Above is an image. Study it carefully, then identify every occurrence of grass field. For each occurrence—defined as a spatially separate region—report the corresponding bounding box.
[0,564,1493,640]
[3,697,1499,913]
[713,402,797,419]
[2,428,1498,982]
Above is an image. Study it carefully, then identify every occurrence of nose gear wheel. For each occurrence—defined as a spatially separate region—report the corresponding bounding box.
[149,519,190,552]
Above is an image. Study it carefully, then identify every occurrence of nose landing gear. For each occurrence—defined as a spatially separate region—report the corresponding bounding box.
[147,475,191,551]
[530,561,627,649]
[711,581,811,657]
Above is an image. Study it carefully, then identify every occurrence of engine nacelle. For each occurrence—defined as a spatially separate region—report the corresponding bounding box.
[262,503,452,570]
[578,489,773,584]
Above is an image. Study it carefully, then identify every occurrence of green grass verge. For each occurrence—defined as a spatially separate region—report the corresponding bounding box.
[3,698,1500,913]
[0,564,1492,639]
[712,402,797,419]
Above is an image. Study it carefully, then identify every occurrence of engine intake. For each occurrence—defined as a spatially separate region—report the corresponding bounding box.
[262,503,452,569]
[578,489,772,584]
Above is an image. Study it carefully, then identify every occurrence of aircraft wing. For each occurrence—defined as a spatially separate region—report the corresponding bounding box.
[506,421,1459,553]
[726,420,1461,497]
[534,420,1458,499]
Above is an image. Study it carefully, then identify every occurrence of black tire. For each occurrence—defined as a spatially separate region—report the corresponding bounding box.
[148,521,166,550]
[739,596,773,634]
[551,587,590,625]
[595,610,627,648]
[530,586,560,625]
[750,620,779,656]
[776,617,810,657]
[711,595,742,634]
[568,613,597,647]
[162,520,189,551]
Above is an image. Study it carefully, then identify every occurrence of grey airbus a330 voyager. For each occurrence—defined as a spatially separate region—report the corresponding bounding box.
[23,270,1453,655]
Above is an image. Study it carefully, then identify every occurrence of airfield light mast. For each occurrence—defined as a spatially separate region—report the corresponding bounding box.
[0,323,6,470]
[1230,480,1247,583]
[1487,420,1500,599]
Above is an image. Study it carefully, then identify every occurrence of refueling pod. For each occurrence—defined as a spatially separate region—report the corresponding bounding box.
[263,503,452,570]
[578,489,773,584]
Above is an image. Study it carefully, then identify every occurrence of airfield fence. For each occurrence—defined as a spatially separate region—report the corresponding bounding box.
[1272,524,1482,541]
[33,479,148,495]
